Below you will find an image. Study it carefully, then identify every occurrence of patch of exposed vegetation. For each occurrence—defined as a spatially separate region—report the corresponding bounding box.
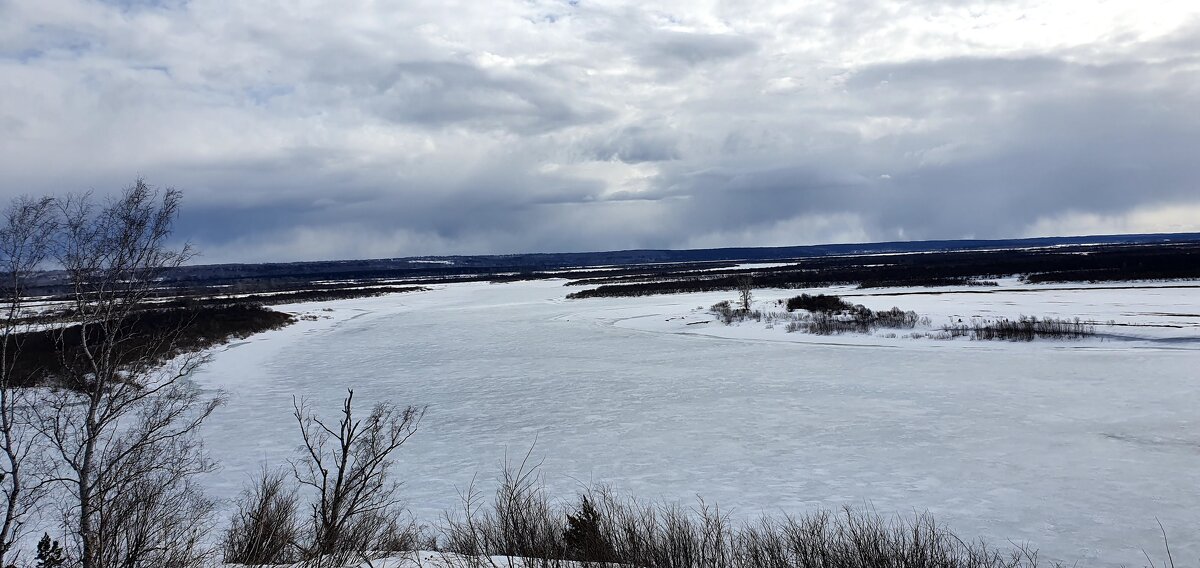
[779,294,927,335]
[5,304,294,388]
[714,294,1095,341]
[222,416,1054,568]
[859,277,999,289]
[785,293,854,312]
[711,295,927,336]
[168,285,427,308]
[941,316,1096,341]
[433,477,1046,568]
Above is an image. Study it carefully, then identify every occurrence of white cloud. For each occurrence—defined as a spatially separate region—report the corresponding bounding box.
[682,213,872,250]
[1024,202,1200,238]
[1,0,1198,261]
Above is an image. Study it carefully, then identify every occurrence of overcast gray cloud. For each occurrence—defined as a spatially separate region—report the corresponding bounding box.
[1,0,1198,262]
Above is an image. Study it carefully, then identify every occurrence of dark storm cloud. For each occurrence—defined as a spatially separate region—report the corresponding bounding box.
[828,53,1200,239]
[171,146,613,260]
[584,125,681,163]
[326,60,614,134]
[640,31,759,67]
[614,42,1200,246]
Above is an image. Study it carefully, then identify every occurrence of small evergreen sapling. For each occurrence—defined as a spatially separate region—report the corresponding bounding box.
[563,496,613,562]
[35,533,65,568]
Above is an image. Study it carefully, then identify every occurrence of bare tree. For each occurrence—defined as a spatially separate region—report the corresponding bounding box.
[291,389,424,566]
[0,196,58,566]
[30,180,222,568]
[737,276,754,312]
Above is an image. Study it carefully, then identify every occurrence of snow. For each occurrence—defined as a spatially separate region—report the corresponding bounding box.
[193,278,1200,567]
[219,551,574,568]
[612,277,1200,347]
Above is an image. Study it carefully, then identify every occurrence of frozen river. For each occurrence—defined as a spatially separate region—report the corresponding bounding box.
[195,279,1200,566]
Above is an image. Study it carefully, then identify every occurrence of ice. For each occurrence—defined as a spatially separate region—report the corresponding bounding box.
[194,278,1200,567]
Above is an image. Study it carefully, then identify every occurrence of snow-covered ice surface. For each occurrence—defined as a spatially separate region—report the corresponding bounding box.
[194,279,1200,567]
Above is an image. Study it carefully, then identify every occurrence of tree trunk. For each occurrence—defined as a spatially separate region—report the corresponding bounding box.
[78,398,100,568]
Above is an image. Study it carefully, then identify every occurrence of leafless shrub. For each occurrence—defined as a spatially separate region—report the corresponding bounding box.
[942,316,1096,341]
[223,467,301,566]
[442,458,1041,568]
[95,474,216,568]
[709,302,762,326]
[727,508,1037,568]
[291,390,425,566]
[873,307,927,328]
[373,513,428,556]
[442,447,566,566]
[710,301,734,324]
[806,311,871,335]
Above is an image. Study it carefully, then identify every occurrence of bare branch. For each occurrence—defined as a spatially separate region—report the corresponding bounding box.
[25,180,220,568]
[289,390,425,565]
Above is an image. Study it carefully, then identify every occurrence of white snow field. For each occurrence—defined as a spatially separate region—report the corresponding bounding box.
[194,277,1200,567]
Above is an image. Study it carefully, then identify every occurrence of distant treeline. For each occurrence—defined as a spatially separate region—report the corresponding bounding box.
[858,277,998,289]
[567,275,825,299]
[1024,267,1200,283]
[19,240,1200,302]
[32,279,428,305]
[163,285,427,308]
[566,242,1200,299]
[6,285,430,389]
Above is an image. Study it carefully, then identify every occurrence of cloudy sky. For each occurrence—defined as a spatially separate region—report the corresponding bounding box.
[2,1,1199,262]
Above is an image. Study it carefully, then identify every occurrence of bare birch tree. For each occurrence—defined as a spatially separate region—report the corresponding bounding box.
[0,196,57,566]
[30,180,222,568]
